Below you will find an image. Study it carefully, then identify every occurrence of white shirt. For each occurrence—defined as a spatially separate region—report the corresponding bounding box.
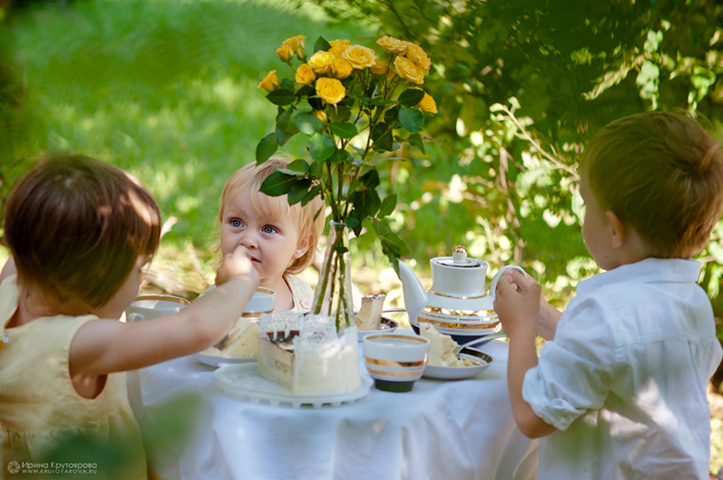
[522,258,722,479]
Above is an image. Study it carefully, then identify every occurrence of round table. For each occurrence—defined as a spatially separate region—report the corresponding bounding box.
[128,334,538,480]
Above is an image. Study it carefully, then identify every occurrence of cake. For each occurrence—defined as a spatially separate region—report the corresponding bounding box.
[203,317,259,358]
[354,294,386,330]
[257,313,362,394]
[419,322,475,367]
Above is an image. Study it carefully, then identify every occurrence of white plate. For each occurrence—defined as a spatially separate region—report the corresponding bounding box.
[194,352,256,368]
[357,317,399,341]
[214,362,373,408]
[422,348,494,380]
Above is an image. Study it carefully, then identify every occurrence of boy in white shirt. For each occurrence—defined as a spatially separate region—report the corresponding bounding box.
[494,112,723,479]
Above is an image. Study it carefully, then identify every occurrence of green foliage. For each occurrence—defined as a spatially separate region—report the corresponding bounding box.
[312,0,723,309]
[1,0,372,247]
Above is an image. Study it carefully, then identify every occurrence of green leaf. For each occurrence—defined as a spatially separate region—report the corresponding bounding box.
[370,123,394,152]
[397,88,425,107]
[287,179,313,205]
[314,36,331,53]
[255,133,278,164]
[308,133,337,162]
[372,218,410,274]
[267,89,296,106]
[359,169,380,189]
[384,106,400,128]
[301,185,323,206]
[328,105,351,123]
[294,111,324,135]
[275,125,296,146]
[327,148,353,165]
[259,171,298,197]
[280,159,309,175]
[350,188,381,220]
[379,194,397,217]
[329,122,358,139]
[398,106,424,132]
[408,133,426,154]
[310,160,324,178]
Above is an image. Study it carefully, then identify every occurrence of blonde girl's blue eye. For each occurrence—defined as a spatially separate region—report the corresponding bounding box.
[262,225,276,234]
[231,219,242,228]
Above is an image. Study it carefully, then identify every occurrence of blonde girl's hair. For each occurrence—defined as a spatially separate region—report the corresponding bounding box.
[582,112,723,258]
[3,154,162,308]
[218,156,326,275]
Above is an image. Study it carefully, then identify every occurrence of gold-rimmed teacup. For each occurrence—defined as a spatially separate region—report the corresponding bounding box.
[363,334,430,393]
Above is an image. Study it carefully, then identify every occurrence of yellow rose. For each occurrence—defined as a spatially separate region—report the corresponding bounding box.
[258,70,280,92]
[394,56,425,84]
[332,58,353,79]
[405,43,431,73]
[342,45,377,69]
[329,39,351,57]
[295,63,316,85]
[376,35,409,55]
[369,59,388,75]
[417,92,437,114]
[283,34,306,59]
[308,51,335,74]
[276,44,294,63]
[315,77,346,106]
[314,109,327,122]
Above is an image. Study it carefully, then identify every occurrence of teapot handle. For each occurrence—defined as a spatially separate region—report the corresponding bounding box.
[489,265,527,296]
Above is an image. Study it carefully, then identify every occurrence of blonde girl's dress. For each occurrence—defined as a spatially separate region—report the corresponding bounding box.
[285,274,314,312]
[0,276,147,480]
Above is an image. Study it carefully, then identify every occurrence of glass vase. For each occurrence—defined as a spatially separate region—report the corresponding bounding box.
[311,221,354,331]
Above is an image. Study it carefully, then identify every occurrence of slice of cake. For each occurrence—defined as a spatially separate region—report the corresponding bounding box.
[354,294,386,330]
[419,322,475,367]
[203,317,259,358]
[257,312,362,394]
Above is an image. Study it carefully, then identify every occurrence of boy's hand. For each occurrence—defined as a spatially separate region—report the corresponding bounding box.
[494,269,541,339]
[215,245,259,286]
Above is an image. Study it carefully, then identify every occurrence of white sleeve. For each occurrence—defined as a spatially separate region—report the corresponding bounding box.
[522,297,616,431]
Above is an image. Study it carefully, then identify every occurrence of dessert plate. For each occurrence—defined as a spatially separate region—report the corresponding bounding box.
[194,352,256,368]
[214,362,373,408]
[422,347,494,380]
[357,317,399,341]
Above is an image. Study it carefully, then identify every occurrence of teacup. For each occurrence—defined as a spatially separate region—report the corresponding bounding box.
[243,287,276,320]
[125,294,190,322]
[363,334,430,392]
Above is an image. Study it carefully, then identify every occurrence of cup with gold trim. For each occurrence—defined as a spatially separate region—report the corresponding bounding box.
[363,334,430,392]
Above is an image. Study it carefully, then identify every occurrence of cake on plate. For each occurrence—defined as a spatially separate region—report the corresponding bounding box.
[202,317,258,358]
[257,313,362,395]
[419,322,475,367]
[354,294,385,330]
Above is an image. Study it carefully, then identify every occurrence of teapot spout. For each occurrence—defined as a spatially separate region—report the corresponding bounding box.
[397,260,428,323]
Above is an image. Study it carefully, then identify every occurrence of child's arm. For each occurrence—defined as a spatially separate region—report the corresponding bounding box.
[536,295,562,341]
[494,271,557,438]
[0,255,17,284]
[69,245,260,375]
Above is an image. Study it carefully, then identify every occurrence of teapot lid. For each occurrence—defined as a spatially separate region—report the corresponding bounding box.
[433,245,482,268]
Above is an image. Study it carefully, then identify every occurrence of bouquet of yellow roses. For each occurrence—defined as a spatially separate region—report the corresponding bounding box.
[257,34,435,261]
[256,34,436,326]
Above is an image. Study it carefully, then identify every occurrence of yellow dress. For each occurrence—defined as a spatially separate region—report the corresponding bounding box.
[0,276,147,480]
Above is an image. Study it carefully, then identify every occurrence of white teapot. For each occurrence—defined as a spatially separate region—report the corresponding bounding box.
[398,246,525,339]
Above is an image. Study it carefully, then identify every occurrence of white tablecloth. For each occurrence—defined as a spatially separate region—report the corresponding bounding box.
[128,335,538,480]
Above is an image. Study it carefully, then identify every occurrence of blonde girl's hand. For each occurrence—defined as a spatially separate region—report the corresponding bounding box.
[494,269,541,339]
[216,245,259,286]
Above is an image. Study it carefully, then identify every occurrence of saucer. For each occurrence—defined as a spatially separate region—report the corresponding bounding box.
[422,347,494,380]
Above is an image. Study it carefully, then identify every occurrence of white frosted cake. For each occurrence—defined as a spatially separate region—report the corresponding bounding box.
[257,313,362,394]
[354,294,385,330]
[203,317,259,358]
[419,322,475,367]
